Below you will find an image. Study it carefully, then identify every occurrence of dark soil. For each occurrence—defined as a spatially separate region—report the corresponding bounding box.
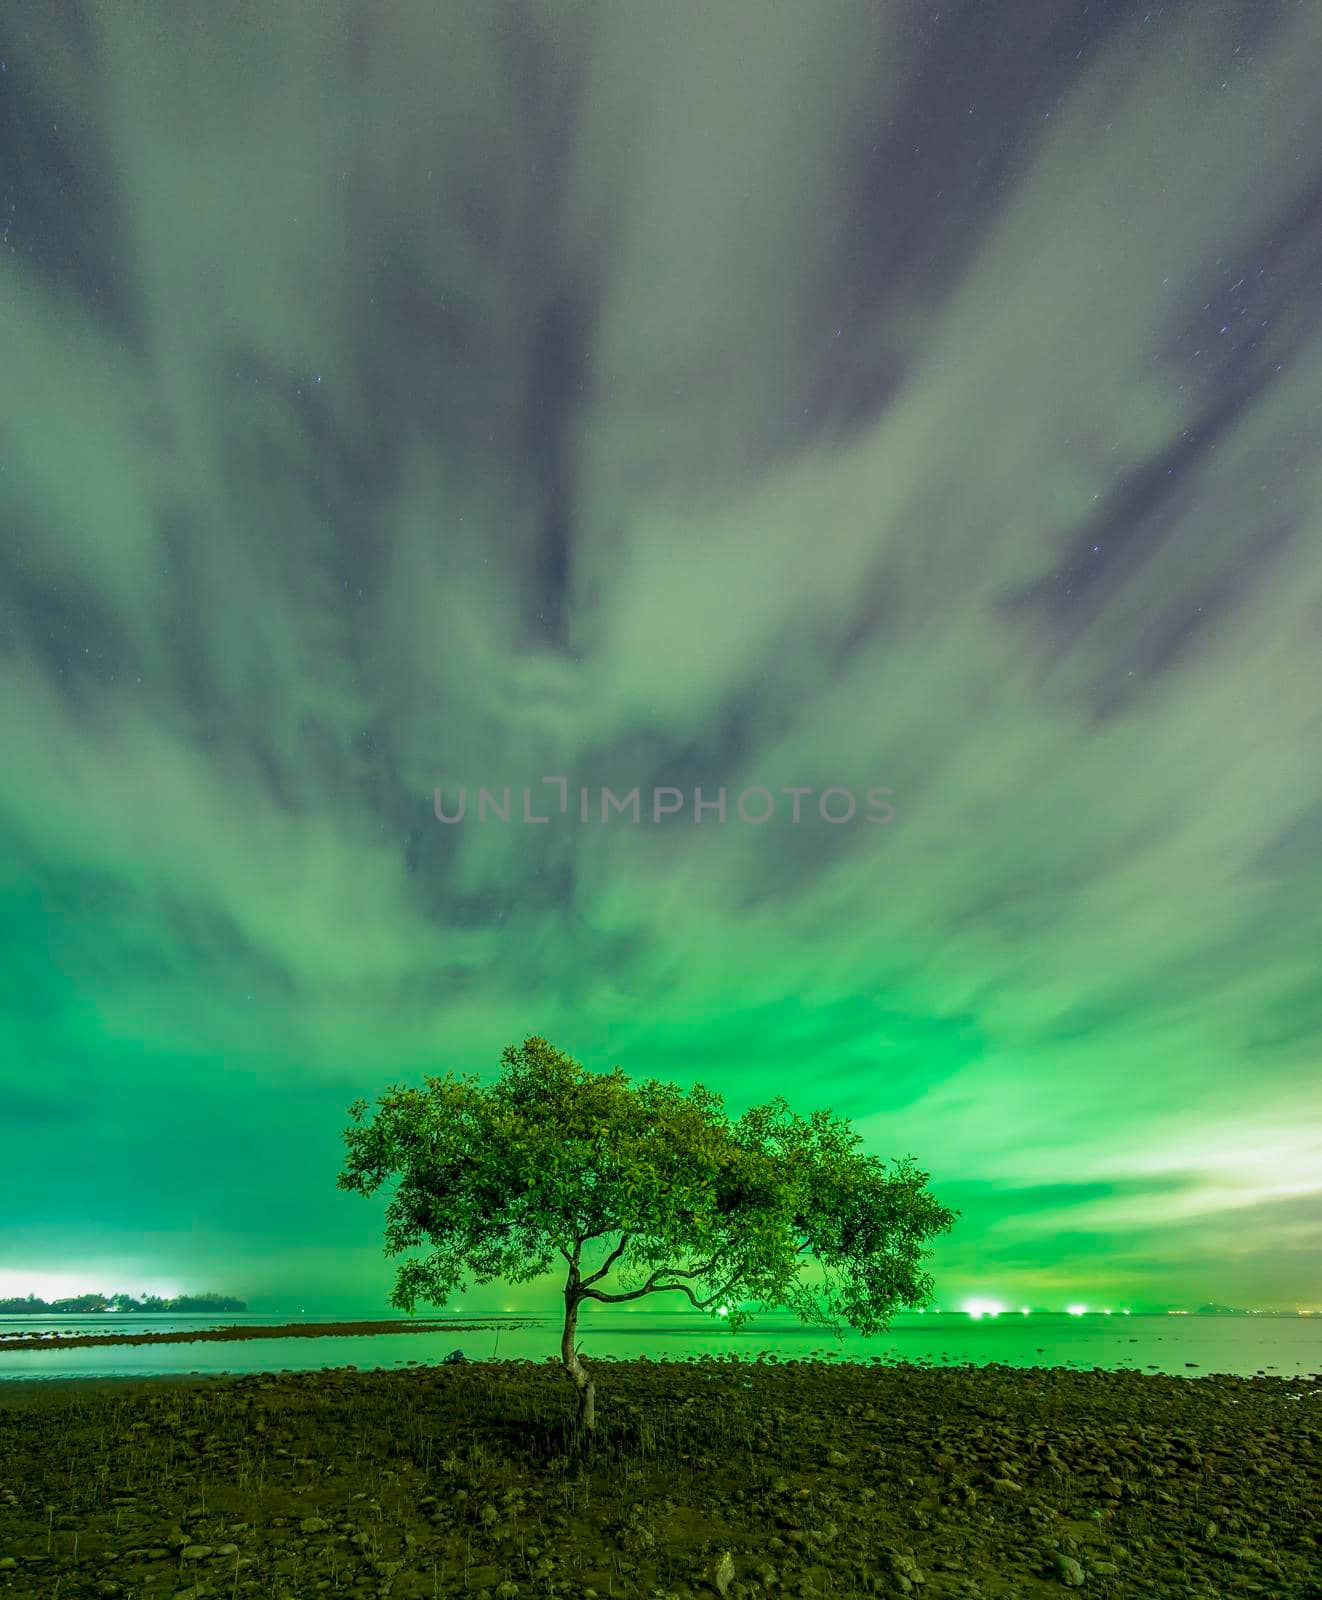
[1,1354,1319,1599]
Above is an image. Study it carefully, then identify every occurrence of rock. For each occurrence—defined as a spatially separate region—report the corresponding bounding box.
[442,1349,468,1364]
[0,1557,16,1570]
[300,1516,331,1533]
[885,1553,927,1586]
[826,1449,850,1467]
[1052,1552,1085,1587]
[713,1549,736,1595]
[181,1545,212,1560]
[1089,1561,1119,1575]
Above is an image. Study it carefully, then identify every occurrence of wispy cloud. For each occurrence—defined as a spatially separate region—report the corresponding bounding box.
[1,0,1320,1311]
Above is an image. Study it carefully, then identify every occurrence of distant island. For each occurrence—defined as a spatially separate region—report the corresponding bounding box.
[0,1292,247,1315]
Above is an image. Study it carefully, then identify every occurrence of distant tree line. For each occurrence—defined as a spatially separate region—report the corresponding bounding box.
[0,1291,247,1314]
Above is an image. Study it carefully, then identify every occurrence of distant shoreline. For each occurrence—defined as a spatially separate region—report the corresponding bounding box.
[2,1308,1315,1320]
[0,1317,541,1353]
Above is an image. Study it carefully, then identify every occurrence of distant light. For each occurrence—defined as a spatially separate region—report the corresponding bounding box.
[1103,1308,1112,1316]
[1066,1304,1087,1317]
[963,1298,1004,1319]
[716,1305,730,1318]
[1122,1309,1131,1316]
[917,1308,925,1315]
[1020,1307,1030,1316]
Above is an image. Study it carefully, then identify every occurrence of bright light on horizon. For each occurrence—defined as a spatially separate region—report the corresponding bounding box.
[962,1297,1004,1319]
[1066,1303,1088,1316]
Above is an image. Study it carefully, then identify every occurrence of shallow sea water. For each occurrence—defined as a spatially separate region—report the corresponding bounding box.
[1,1310,1318,1384]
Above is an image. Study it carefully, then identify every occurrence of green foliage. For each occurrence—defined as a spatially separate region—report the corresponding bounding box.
[340,1036,959,1338]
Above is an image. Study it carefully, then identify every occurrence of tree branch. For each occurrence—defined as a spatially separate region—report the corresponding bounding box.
[647,1252,722,1282]
[582,1278,698,1307]
[581,1255,743,1310]
[579,1233,631,1288]
[574,1226,615,1247]
[568,1223,779,1311]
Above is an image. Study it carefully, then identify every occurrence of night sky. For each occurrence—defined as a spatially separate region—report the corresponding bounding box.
[2,2,1320,1318]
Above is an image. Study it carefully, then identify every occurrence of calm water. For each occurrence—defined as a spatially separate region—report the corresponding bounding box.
[1,1311,1318,1384]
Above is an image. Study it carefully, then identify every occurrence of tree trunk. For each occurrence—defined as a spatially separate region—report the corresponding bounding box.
[561,1287,595,1434]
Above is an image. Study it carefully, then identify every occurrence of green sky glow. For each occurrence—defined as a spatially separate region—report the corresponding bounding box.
[1,1,1320,1316]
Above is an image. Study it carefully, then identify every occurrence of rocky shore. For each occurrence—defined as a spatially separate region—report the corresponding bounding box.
[1,1355,1319,1598]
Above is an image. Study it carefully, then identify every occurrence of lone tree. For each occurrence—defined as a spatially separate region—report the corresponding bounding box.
[338,1036,958,1434]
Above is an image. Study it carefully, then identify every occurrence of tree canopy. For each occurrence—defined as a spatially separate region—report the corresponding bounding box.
[339,1035,958,1430]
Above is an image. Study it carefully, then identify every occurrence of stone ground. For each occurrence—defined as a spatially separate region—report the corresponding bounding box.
[1,1354,1320,1598]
